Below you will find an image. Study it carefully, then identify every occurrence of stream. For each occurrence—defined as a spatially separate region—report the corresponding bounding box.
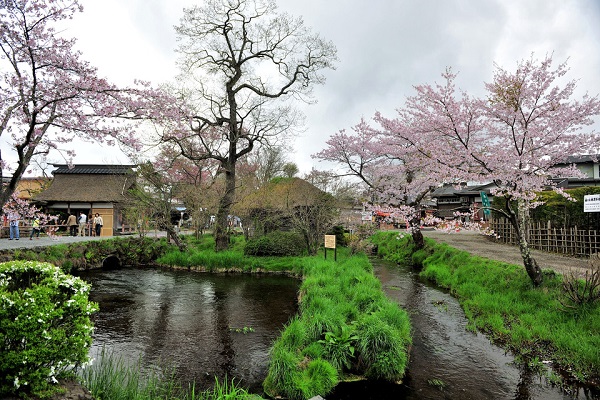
[81,261,595,399]
[328,257,593,400]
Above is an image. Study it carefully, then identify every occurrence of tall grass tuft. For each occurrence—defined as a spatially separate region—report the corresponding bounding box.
[79,349,260,399]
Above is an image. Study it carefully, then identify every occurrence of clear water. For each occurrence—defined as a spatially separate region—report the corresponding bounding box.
[79,268,299,393]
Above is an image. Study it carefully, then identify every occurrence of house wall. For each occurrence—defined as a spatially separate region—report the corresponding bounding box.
[45,202,116,236]
[90,207,114,237]
[16,178,49,199]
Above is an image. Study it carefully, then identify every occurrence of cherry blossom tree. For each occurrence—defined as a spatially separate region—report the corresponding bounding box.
[164,0,337,251]
[0,0,172,208]
[313,118,437,249]
[2,190,57,225]
[386,55,600,285]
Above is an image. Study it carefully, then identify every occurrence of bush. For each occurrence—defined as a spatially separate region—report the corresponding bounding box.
[0,261,98,398]
[560,253,600,309]
[327,225,348,247]
[244,231,307,256]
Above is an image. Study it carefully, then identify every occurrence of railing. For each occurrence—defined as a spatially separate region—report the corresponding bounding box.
[489,218,599,257]
[0,223,95,238]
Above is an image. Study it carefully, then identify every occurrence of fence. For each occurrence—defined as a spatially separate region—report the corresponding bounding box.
[489,218,599,257]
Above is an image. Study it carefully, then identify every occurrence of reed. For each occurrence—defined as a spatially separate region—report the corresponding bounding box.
[79,349,260,400]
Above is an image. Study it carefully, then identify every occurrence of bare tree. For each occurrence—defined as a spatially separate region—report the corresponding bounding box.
[252,145,289,185]
[127,162,187,251]
[282,162,299,178]
[166,0,337,251]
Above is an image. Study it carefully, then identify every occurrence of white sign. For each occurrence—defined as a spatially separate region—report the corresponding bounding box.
[584,194,600,212]
[361,211,372,221]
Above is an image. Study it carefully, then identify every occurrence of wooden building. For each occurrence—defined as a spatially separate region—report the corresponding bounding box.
[33,164,137,236]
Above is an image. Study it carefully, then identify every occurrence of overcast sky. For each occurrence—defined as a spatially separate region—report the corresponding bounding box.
[56,0,600,174]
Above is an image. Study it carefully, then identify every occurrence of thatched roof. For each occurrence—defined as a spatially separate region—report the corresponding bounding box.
[34,165,136,203]
[234,177,331,214]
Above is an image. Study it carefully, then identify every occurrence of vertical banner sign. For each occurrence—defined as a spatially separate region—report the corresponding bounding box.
[324,235,337,261]
[480,191,491,216]
[584,194,600,212]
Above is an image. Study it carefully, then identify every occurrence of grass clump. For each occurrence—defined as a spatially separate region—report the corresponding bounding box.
[373,232,600,386]
[264,249,411,399]
[79,349,262,399]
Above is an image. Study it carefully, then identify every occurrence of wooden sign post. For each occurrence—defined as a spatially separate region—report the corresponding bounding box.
[324,234,337,261]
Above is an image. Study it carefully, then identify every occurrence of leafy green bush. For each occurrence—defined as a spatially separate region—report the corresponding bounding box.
[0,261,98,398]
[319,324,358,371]
[244,231,307,256]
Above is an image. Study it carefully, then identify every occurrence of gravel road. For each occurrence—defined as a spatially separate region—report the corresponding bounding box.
[422,229,592,277]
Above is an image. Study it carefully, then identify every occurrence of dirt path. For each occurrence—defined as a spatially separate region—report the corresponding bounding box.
[421,229,592,277]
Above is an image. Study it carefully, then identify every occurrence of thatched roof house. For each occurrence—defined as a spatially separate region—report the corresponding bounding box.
[234,177,337,238]
[33,164,137,236]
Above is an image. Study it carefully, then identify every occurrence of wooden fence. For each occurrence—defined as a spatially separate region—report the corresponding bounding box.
[489,218,599,257]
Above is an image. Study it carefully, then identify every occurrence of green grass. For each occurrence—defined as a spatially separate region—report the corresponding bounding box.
[263,250,412,399]
[372,231,600,385]
[78,349,262,400]
[158,234,306,274]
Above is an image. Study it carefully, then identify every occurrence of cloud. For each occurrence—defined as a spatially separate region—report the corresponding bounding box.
[14,0,600,176]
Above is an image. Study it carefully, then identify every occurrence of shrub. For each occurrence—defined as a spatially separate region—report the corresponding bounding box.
[319,324,359,371]
[244,231,307,256]
[348,223,377,255]
[560,253,600,309]
[327,225,348,247]
[0,261,98,398]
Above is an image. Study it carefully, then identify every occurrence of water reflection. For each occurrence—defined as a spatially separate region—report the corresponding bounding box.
[79,268,299,393]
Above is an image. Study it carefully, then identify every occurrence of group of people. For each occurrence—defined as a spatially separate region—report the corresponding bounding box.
[65,212,103,237]
[7,213,44,240]
[5,211,104,240]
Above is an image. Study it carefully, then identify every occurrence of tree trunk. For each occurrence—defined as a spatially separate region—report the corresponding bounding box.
[214,164,236,251]
[513,199,543,286]
[410,215,424,250]
[166,225,187,252]
[412,227,425,250]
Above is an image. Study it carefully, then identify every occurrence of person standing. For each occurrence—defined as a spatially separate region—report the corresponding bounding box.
[78,212,87,237]
[66,213,77,236]
[8,212,19,240]
[93,213,103,237]
[29,217,41,240]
